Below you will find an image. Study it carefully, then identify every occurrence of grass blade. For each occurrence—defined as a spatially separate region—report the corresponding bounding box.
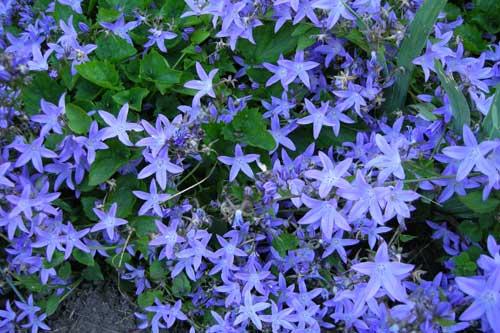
[482,84,500,139]
[383,0,447,112]
[434,60,471,133]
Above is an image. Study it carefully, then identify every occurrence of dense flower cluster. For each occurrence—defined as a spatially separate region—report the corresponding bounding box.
[0,0,499,332]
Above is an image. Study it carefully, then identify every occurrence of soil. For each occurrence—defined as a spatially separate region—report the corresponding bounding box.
[48,281,139,333]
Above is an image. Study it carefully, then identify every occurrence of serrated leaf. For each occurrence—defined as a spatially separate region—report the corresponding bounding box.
[73,249,95,266]
[96,34,137,62]
[458,191,500,214]
[82,263,104,281]
[171,273,191,297]
[149,260,167,280]
[455,24,488,54]
[76,60,122,90]
[112,87,149,111]
[237,23,301,64]
[21,72,65,115]
[272,233,299,257]
[140,50,182,93]
[190,29,210,44]
[138,290,163,309]
[65,103,91,134]
[45,295,60,316]
[383,0,447,111]
[434,60,471,133]
[228,108,276,151]
[88,142,131,186]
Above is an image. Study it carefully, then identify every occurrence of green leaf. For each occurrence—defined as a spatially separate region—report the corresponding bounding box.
[107,174,142,218]
[73,249,95,266]
[455,24,488,54]
[65,103,92,134]
[21,72,64,115]
[399,234,417,243]
[272,233,299,257]
[383,0,447,111]
[45,294,60,316]
[96,34,137,62]
[81,196,99,221]
[434,60,471,133]
[106,252,131,269]
[140,50,182,93]
[458,191,500,214]
[483,85,500,139]
[76,60,122,90]
[171,273,191,297]
[131,216,157,237]
[237,23,301,64]
[43,251,65,269]
[58,262,72,280]
[112,87,149,111]
[458,221,482,242]
[149,260,167,280]
[408,103,437,121]
[82,264,104,281]
[471,0,500,34]
[137,290,163,309]
[88,142,131,186]
[403,159,440,179]
[190,29,211,44]
[224,108,276,151]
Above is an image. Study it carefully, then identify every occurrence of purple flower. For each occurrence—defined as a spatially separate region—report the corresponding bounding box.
[366,134,405,182]
[144,28,177,52]
[15,295,40,324]
[31,94,66,137]
[455,274,500,332]
[91,203,128,239]
[184,62,218,104]
[297,99,337,139]
[442,125,499,181]
[263,57,293,89]
[58,0,83,14]
[322,230,359,263]
[146,300,187,332]
[133,180,171,216]
[12,137,58,173]
[261,301,295,332]
[31,226,64,261]
[138,151,183,190]
[99,15,140,44]
[352,242,414,302]
[278,51,319,89]
[312,0,354,28]
[299,194,351,240]
[269,116,296,152]
[337,170,390,225]
[0,162,14,187]
[75,121,108,164]
[413,31,455,81]
[304,151,351,198]
[0,301,16,330]
[149,220,184,260]
[99,103,143,146]
[218,144,260,181]
[234,291,270,330]
[62,222,90,259]
[27,45,53,71]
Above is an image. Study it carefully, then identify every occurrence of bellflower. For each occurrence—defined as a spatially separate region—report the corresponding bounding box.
[352,242,414,302]
[442,125,499,181]
[91,203,128,239]
[455,275,500,332]
[218,144,260,181]
[304,151,352,198]
[58,0,83,14]
[297,99,337,139]
[0,162,14,187]
[144,28,177,52]
[278,51,319,89]
[138,151,184,190]
[149,220,184,260]
[234,291,270,330]
[184,62,218,104]
[366,134,405,182]
[12,137,58,173]
[99,103,144,146]
[31,94,66,137]
[99,15,140,44]
[133,180,171,216]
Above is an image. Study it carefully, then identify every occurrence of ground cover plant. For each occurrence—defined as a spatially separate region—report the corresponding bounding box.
[0,0,500,332]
